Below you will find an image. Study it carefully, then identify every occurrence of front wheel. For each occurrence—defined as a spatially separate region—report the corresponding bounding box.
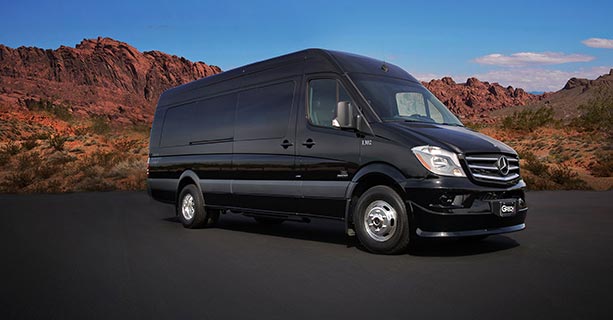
[177,184,219,228]
[353,186,411,254]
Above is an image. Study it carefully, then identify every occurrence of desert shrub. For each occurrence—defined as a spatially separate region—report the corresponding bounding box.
[549,164,590,190]
[0,152,9,167]
[17,152,43,171]
[3,172,35,189]
[73,176,114,192]
[112,138,141,152]
[572,92,613,133]
[21,137,39,150]
[47,134,69,151]
[522,152,549,175]
[36,164,57,180]
[73,125,90,137]
[520,151,590,190]
[590,150,613,177]
[30,179,63,193]
[24,98,72,121]
[1,141,21,155]
[463,122,488,131]
[130,122,152,135]
[86,150,123,168]
[501,107,554,132]
[107,159,145,179]
[89,115,110,135]
[47,152,77,166]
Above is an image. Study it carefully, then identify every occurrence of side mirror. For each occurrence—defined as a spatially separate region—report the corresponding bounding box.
[333,101,357,129]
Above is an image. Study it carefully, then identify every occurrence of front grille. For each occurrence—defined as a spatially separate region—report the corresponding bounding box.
[464,154,520,185]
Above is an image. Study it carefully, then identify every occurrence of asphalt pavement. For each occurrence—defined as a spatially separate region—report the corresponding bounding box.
[1,191,612,319]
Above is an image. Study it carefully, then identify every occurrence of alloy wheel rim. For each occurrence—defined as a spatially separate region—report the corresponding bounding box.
[181,194,195,220]
[363,200,397,242]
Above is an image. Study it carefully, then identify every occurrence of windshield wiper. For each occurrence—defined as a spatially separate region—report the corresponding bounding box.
[440,122,464,127]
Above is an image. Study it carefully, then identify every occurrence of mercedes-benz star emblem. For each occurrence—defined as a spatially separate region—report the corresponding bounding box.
[497,156,509,176]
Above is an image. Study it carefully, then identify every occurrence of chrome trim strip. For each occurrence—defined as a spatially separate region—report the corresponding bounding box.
[416,223,526,238]
[465,156,498,161]
[468,164,498,170]
[472,173,520,181]
[466,156,519,162]
[468,164,520,171]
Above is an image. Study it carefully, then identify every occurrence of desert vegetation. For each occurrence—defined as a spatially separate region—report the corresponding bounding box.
[1,87,612,193]
[480,91,613,190]
[0,101,148,193]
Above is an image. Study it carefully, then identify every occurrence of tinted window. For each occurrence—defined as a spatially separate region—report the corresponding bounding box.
[354,75,462,126]
[308,79,352,128]
[235,81,295,140]
[160,94,236,147]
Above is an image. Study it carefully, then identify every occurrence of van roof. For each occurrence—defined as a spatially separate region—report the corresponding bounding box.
[158,48,420,106]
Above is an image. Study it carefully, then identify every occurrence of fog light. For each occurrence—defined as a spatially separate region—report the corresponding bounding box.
[439,194,454,205]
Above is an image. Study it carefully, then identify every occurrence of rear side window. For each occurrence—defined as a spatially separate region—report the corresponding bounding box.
[308,79,352,128]
[160,94,236,147]
[235,81,295,140]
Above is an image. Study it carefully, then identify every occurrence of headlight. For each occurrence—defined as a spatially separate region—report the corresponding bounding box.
[411,146,466,177]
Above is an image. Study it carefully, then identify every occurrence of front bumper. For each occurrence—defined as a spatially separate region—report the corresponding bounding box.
[404,176,527,238]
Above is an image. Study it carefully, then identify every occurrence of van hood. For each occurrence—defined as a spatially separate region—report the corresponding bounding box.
[386,122,516,155]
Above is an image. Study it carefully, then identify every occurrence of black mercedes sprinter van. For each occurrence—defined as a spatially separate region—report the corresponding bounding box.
[147,49,527,254]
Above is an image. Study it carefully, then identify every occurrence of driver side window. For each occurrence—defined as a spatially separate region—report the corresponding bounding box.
[308,79,351,128]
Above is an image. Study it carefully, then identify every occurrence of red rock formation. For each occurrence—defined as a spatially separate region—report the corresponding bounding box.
[0,37,221,123]
[423,77,543,119]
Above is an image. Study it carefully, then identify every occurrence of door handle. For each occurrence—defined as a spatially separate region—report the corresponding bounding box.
[280,140,293,149]
[302,138,316,148]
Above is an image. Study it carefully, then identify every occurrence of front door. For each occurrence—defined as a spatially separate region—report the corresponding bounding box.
[296,76,361,218]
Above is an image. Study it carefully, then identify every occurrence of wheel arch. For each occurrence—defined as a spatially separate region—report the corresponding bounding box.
[345,162,408,227]
[176,170,202,204]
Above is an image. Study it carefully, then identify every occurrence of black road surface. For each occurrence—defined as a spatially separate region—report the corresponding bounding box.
[1,191,612,319]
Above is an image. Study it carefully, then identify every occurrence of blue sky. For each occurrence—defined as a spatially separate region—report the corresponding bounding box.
[1,0,612,91]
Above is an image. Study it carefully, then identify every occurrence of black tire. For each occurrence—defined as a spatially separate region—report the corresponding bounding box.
[176,184,219,228]
[254,216,285,225]
[353,186,411,254]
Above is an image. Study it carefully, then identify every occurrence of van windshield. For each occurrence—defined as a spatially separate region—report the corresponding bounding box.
[353,75,463,126]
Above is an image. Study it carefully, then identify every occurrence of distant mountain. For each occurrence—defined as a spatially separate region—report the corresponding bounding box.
[422,77,543,120]
[0,37,221,124]
[492,69,613,119]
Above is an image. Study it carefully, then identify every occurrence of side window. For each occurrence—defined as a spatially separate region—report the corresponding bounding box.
[308,79,352,128]
[160,94,236,147]
[235,81,295,140]
[427,99,444,122]
[396,92,426,117]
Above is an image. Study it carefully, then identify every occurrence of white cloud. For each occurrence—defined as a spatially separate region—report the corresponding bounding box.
[471,66,611,92]
[582,38,613,49]
[474,52,594,66]
[413,73,444,82]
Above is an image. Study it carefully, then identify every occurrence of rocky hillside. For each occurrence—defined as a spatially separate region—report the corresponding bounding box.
[423,77,543,120]
[0,37,221,124]
[493,69,613,120]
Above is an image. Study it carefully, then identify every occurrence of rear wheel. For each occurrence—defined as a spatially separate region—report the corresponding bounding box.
[177,184,219,228]
[353,186,410,254]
